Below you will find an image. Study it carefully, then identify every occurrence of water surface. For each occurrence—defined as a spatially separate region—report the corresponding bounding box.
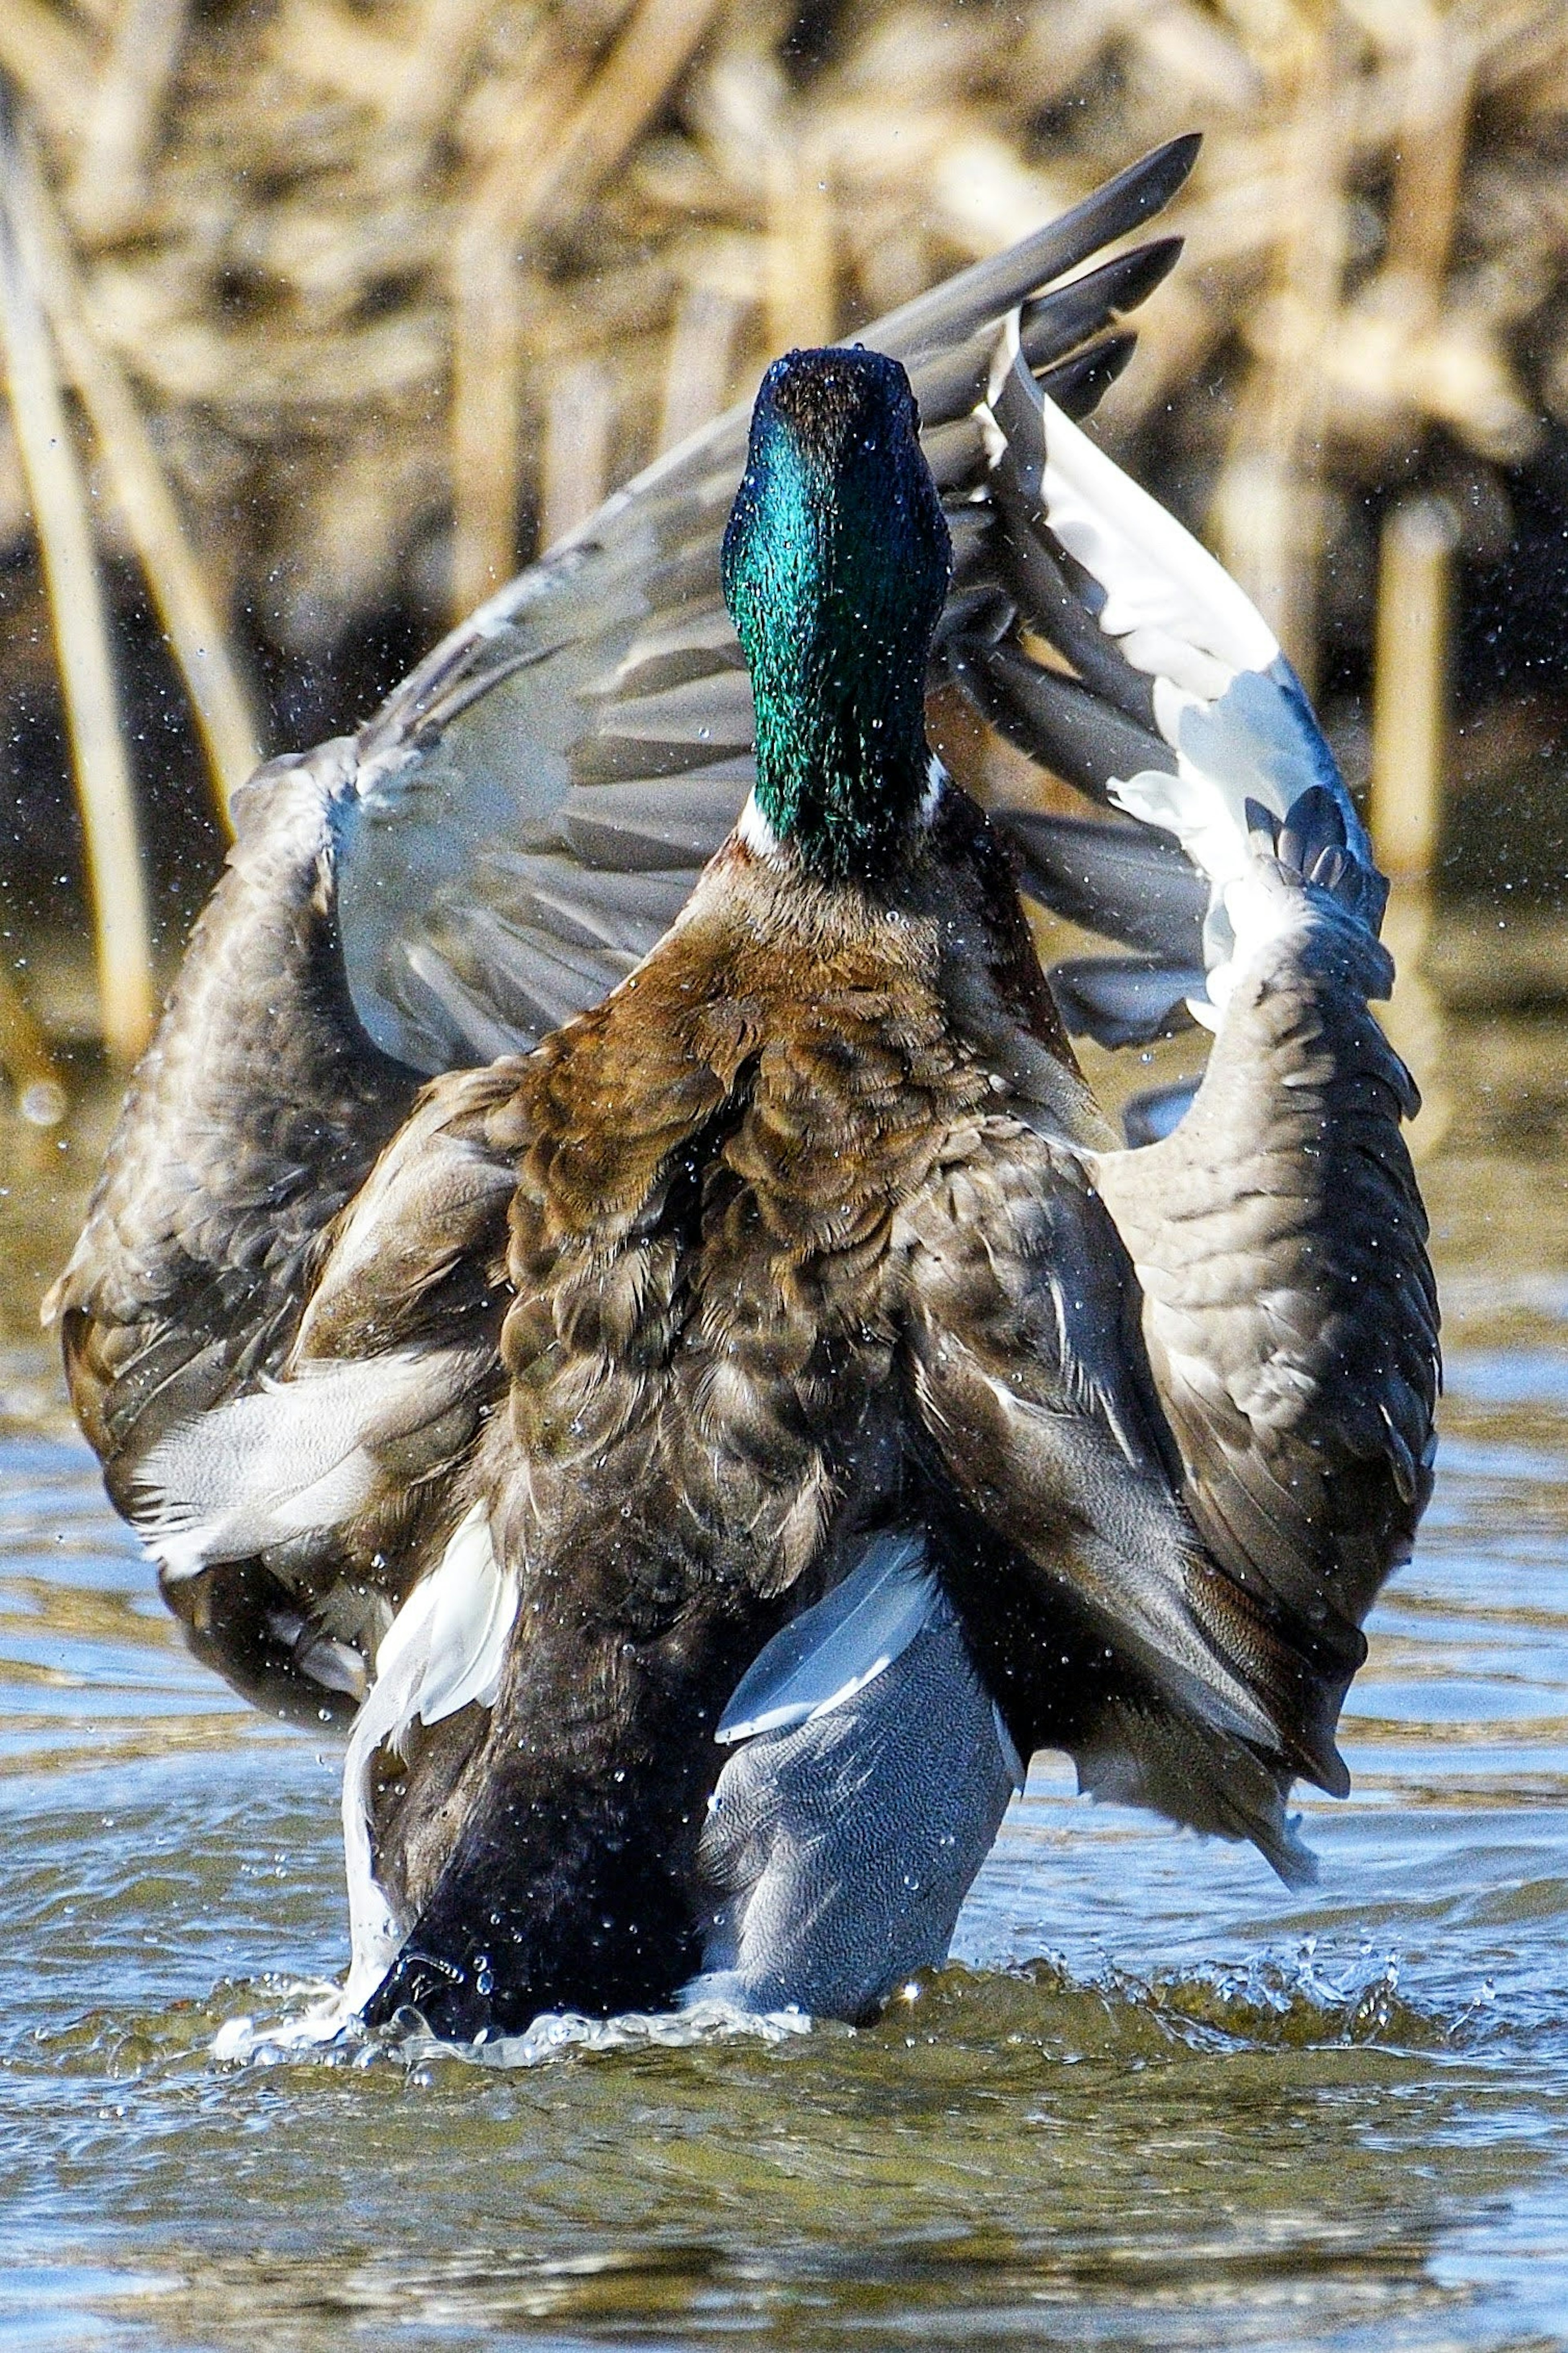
[3,934,1568,2352]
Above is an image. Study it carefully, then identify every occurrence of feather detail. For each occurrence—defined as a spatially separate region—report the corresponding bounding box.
[1047,955,1203,1050]
[716,1531,939,1742]
[982,324,1381,1016]
[339,1504,517,2016]
[693,1532,1021,2020]
[129,1348,485,1580]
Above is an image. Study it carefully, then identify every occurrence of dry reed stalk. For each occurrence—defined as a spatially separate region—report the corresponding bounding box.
[0,2,91,147]
[0,961,64,1125]
[519,0,732,241]
[20,139,259,821]
[1385,15,1477,290]
[449,0,727,613]
[1210,18,1351,680]
[1371,495,1459,884]
[657,279,743,450]
[449,35,592,613]
[1377,879,1450,1158]
[385,0,501,143]
[541,355,613,548]
[0,101,153,1065]
[765,137,836,355]
[72,0,190,242]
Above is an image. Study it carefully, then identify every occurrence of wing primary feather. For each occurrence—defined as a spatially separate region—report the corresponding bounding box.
[1048,956,1203,1049]
[909,234,1180,433]
[991,479,1160,722]
[987,335,1276,685]
[393,639,567,755]
[957,639,1175,803]
[437,907,635,1032]
[874,134,1200,363]
[396,944,538,1063]
[921,415,988,490]
[589,665,755,745]
[359,552,581,767]
[1018,238,1183,370]
[1035,332,1138,422]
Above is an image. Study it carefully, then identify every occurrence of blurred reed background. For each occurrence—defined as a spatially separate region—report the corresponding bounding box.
[1,0,1567,1095]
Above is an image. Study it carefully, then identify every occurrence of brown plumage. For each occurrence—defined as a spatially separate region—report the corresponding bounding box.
[336,796,1109,2023]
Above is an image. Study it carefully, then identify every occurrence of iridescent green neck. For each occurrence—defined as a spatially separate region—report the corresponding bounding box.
[746,524,934,877]
[722,347,951,885]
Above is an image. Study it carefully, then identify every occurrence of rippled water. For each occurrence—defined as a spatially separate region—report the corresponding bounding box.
[4,926,1568,2351]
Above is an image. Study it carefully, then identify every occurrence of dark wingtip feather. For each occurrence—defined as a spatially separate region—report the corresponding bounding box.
[1120,1080,1198,1149]
[1048,955,1201,1049]
[1018,235,1184,363]
[1152,129,1204,193]
[1276,783,1348,876]
[960,641,1175,808]
[1037,332,1138,421]
[874,132,1202,366]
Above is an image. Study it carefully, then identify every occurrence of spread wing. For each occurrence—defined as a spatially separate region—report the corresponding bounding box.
[122,1062,521,1722]
[903,1126,1327,1880]
[922,338,1440,1853]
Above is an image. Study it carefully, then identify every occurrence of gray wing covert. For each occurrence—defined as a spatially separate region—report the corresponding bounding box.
[690,1531,1020,2021]
[1093,817,1440,1729]
[123,1064,523,1718]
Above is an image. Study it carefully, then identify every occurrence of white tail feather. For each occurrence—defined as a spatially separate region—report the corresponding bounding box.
[339,1504,517,2015]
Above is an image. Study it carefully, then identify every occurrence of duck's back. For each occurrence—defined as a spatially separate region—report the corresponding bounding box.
[363,803,1085,2023]
[499,832,1005,1563]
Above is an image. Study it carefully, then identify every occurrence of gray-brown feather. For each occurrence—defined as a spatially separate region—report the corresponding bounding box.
[1093,865,1439,1776]
[45,745,422,1717]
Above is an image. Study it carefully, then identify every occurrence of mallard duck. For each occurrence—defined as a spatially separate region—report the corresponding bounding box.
[46,135,1438,2039]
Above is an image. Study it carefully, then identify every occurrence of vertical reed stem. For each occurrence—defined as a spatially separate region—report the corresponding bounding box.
[16,124,258,821]
[764,139,835,355]
[1210,22,1348,683]
[0,98,153,1064]
[539,356,612,549]
[1370,497,1458,885]
[73,0,189,240]
[657,281,741,453]
[448,0,726,614]
[0,960,63,1124]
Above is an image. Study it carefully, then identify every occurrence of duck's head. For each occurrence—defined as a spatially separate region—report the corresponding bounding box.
[722,346,952,884]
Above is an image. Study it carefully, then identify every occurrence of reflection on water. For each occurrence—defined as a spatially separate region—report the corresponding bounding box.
[3,918,1568,2351]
